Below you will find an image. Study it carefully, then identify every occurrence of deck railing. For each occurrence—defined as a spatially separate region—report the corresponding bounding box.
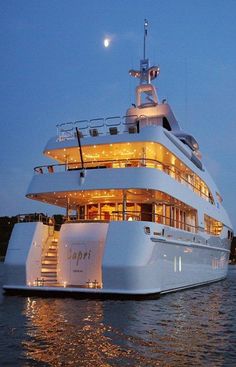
[17,213,54,225]
[16,212,197,233]
[65,211,197,233]
[34,158,213,203]
[56,114,155,141]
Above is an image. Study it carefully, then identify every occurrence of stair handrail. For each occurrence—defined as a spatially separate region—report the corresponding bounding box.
[41,224,56,259]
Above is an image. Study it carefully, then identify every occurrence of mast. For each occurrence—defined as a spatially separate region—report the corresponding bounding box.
[129,19,160,85]
[143,19,148,60]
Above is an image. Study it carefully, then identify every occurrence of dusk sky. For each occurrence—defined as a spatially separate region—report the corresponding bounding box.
[0,0,235,229]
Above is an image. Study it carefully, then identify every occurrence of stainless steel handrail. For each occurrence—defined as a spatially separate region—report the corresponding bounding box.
[66,211,197,233]
[33,158,213,203]
[17,213,54,225]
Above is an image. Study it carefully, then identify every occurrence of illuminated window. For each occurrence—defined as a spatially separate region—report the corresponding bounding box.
[32,188,197,232]
[87,204,99,220]
[44,141,214,204]
[100,203,116,221]
[204,214,223,236]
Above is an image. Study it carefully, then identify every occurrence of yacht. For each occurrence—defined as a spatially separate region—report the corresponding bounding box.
[3,21,233,297]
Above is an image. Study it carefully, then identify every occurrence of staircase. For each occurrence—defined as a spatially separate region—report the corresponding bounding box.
[41,234,59,286]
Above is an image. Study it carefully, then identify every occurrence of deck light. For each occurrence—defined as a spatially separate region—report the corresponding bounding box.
[87,280,93,288]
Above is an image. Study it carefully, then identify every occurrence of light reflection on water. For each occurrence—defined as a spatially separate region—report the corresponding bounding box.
[0,265,235,367]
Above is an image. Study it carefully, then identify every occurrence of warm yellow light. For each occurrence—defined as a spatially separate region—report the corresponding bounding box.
[88,280,93,288]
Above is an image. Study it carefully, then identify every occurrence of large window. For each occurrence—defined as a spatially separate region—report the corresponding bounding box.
[43,141,214,204]
[72,189,198,232]
[204,214,223,235]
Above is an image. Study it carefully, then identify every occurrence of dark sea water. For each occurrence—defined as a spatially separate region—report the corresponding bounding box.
[0,263,235,367]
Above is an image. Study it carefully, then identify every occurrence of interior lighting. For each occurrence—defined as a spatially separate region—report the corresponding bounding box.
[93,194,115,199]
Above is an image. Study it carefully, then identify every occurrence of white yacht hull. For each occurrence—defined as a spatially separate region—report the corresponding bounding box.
[3,221,230,297]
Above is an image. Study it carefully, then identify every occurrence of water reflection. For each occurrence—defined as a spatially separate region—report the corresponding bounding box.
[22,298,128,366]
[1,266,235,366]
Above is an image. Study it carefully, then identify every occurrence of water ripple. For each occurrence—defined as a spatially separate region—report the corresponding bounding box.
[0,265,235,366]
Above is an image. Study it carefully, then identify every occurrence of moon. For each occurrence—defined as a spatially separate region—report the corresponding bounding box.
[103,38,110,48]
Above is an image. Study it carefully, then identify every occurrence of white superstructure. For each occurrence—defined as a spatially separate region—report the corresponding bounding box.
[3,21,233,297]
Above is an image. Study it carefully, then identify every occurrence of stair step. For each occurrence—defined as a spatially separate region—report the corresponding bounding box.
[41,264,57,269]
[47,253,57,257]
[41,279,58,284]
[44,255,57,259]
[44,259,57,264]
[41,270,57,274]
[41,272,57,279]
[41,279,57,283]
[41,270,57,275]
[42,259,57,264]
[41,236,59,285]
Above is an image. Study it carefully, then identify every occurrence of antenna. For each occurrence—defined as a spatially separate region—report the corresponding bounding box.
[129,19,160,85]
[143,19,148,59]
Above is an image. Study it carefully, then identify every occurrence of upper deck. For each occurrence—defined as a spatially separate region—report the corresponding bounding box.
[55,100,178,143]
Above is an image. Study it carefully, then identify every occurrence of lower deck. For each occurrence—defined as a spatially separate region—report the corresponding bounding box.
[3,220,230,296]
